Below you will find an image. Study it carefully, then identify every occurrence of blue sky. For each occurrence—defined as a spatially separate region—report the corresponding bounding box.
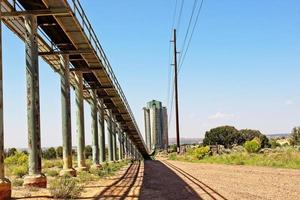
[2,0,300,148]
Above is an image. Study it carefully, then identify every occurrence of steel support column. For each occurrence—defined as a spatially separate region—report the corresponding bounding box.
[23,14,46,188]
[91,90,100,167]
[60,55,76,176]
[75,72,87,171]
[98,100,105,163]
[0,10,11,199]
[112,118,117,161]
[107,110,113,162]
[117,126,122,161]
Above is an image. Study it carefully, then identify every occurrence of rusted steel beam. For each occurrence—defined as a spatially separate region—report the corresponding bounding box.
[91,90,99,166]
[75,72,87,171]
[60,55,76,176]
[23,15,46,188]
[98,100,106,163]
[39,49,93,56]
[1,8,71,17]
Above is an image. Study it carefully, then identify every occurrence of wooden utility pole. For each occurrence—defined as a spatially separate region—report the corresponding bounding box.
[172,29,180,154]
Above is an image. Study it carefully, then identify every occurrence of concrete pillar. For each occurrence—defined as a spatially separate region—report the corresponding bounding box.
[59,55,76,177]
[107,110,113,162]
[23,15,46,188]
[143,108,151,151]
[75,72,87,171]
[98,100,105,163]
[112,118,117,161]
[91,91,100,168]
[0,12,11,199]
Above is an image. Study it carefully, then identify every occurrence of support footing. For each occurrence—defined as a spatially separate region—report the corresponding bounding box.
[59,168,76,177]
[23,174,47,188]
[0,178,11,200]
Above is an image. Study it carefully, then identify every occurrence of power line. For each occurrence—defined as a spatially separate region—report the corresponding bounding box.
[176,0,185,34]
[178,0,199,66]
[179,0,204,72]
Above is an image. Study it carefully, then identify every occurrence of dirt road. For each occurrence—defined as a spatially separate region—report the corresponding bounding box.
[12,160,300,199]
[161,160,300,200]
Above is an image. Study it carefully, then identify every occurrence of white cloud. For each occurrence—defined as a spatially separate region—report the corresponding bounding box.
[285,100,294,105]
[208,112,235,120]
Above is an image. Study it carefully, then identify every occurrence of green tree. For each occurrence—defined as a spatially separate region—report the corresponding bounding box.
[56,146,63,158]
[290,127,300,145]
[85,145,92,159]
[203,126,241,148]
[239,129,269,148]
[43,147,57,160]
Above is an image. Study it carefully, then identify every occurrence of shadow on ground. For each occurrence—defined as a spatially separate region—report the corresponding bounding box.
[139,160,202,200]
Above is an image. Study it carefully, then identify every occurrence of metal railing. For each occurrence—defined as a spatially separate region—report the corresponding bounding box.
[67,0,146,150]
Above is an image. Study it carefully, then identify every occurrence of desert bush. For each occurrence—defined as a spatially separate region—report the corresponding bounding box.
[42,159,63,169]
[169,152,177,160]
[77,171,97,182]
[244,139,261,153]
[290,127,300,145]
[11,165,28,178]
[269,139,281,149]
[12,178,24,187]
[6,148,17,157]
[85,145,92,159]
[5,151,28,177]
[5,151,28,165]
[56,146,63,158]
[193,146,210,159]
[49,176,82,199]
[42,147,57,160]
[44,169,59,177]
[240,129,269,148]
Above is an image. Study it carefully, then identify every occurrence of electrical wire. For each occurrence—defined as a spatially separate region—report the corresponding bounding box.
[179,0,204,72]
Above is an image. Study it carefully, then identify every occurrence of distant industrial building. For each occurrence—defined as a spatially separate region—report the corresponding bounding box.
[143,100,168,151]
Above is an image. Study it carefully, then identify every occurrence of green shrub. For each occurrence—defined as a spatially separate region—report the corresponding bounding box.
[44,169,59,177]
[42,159,63,169]
[6,148,17,157]
[56,146,63,158]
[49,176,82,199]
[77,171,97,182]
[5,151,28,177]
[11,165,28,178]
[5,151,28,166]
[42,147,57,160]
[169,153,177,160]
[194,146,210,159]
[12,178,24,187]
[244,139,261,153]
[85,145,92,159]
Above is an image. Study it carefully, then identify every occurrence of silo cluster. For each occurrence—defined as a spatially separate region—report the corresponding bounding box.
[143,100,169,151]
